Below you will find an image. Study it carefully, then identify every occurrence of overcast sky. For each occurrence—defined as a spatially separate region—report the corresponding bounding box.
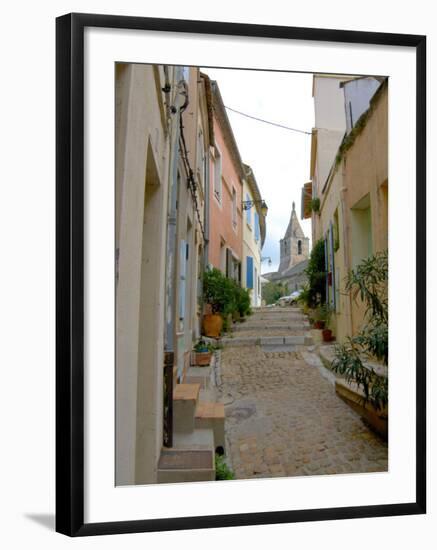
[201,67,314,274]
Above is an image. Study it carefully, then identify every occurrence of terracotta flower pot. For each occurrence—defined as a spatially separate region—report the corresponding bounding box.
[314,320,325,329]
[203,313,223,338]
[322,328,332,342]
[193,351,212,366]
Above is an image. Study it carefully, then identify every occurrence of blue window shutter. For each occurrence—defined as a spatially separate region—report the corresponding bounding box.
[254,212,260,242]
[329,222,336,309]
[246,256,254,289]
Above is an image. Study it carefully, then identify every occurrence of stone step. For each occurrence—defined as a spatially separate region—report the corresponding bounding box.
[184,366,212,390]
[157,450,215,483]
[256,307,304,313]
[173,427,215,449]
[195,401,225,452]
[221,335,313,347]
[249,314,307,321]
[199,386,217,403]
[173,383,200,433]
[233,322,309,331]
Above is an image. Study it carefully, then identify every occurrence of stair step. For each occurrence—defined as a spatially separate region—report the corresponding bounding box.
[199,387,217,402]
[221,335,313,347]
[173,383,200,401]
[234,323,309,331]
[173,383,200,433]
[173,427,215,449]
[157,448,215,483]
[195,401,225,420]
[195,401,225,452]
[184,366,212,390]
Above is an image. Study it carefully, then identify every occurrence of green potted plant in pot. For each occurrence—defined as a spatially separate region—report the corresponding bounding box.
[313,305,326,329]
[320,304,334,342]
[193,339,212,366]
[202,268,233,337]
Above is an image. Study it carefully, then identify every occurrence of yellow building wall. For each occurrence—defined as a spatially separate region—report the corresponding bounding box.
[315,85,388,342]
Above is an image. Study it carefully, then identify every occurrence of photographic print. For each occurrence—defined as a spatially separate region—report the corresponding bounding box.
[115,64,388,486]
[56,13,425,535]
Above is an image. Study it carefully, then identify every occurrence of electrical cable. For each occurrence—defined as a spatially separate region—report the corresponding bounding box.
[224,105,312,135]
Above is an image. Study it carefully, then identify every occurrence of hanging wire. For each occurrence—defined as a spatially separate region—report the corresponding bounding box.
[224,105,312,135]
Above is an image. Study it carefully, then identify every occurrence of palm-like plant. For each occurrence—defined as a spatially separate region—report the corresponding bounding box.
[332,250,388,410]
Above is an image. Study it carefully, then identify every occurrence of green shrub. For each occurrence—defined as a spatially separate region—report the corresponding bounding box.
[304,238,326,307]
[215,454,235,481]
[262,281,288,305]
[203,267,251,319]
[310,197,320,213]
[203,267,235,315]
[235,284,251,317]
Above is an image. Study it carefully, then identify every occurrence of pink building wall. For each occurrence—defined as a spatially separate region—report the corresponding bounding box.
[208,116,243,272]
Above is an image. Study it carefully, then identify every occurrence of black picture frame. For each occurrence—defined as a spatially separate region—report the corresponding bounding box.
[56,12,426,537]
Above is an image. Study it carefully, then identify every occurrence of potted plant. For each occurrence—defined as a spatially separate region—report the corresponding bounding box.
[192,339,212,366]
[313,306,326,329]
[202,268,229,337]
[310,197,320,214]
[319,304,334,341]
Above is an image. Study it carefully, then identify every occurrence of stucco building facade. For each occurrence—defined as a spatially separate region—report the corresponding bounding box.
[302,75,388,342]
[206,79,244,281]
[241,164,266,307]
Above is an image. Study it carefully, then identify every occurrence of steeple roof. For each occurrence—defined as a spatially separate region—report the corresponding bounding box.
[283,201,306,240]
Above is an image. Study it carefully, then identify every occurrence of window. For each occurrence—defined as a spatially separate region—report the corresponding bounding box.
[298,240,302,255]
[245,193,252,226]
[351,194,372,268]
[232,187,237,228]
[333,209,340,251]
[197,130,205,191]
[213,145,222,202]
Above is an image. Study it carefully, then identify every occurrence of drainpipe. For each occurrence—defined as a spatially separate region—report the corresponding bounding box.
[204,149,210,268]
[340,179,353,338]
[164,67,189,352]
[163,66,189,447]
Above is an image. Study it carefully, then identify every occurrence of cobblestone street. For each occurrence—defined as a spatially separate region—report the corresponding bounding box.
[218,308,388,479]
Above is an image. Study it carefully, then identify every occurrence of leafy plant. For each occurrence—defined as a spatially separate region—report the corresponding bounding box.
[215,454,235,481]
[203,267,251,320]
[202,267,235,315]
[315,303,333,324]
[304,238,326,308]
[297,284,311,310]
[310,197,320,213]
[331,250,388,410]
[194,339,212,353]
[234,283,252,317]
[262,281,288,305]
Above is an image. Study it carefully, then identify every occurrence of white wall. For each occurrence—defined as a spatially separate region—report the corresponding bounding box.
[0,2,435,550]
[313,76,347,193]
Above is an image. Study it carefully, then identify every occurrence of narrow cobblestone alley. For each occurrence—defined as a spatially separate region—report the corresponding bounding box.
[217,306,388,479]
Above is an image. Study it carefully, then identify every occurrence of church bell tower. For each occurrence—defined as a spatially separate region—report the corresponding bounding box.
[278,201,309,273]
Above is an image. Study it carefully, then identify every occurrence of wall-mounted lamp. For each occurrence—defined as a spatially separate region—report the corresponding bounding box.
[242,199,268,217]
[261,256,272,266]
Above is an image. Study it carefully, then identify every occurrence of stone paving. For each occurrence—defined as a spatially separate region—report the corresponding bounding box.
[218,309,388,480]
